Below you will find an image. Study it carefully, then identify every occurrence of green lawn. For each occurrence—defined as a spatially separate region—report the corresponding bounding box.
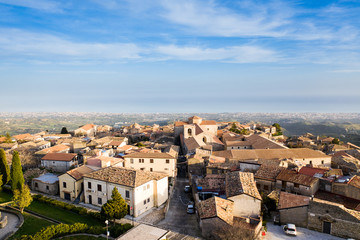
[26,200,103,226]
[60,236,107,240]
[0,191,13,203]
[10,212,55,239]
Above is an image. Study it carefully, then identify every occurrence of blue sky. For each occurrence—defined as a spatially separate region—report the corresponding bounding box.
[0,0,360,113]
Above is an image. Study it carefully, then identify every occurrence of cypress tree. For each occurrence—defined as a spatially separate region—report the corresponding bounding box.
[0,149,10,186]
[10,151,24,191]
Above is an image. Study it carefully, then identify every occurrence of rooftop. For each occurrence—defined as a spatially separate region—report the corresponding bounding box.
[42,153,77,161]
[84,167,167,188]
[276,169,318,186]
[124,152,175,159]
[225,172,262,200]
[278,192,310,210]
[255,165,284,181]
[199,196,234,225]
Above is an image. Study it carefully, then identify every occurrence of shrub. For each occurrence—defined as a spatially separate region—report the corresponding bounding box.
[33,195,102,220]
[109,223,133,238]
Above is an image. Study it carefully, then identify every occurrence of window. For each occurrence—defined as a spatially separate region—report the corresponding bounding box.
[63,182,67,188]
[164,168,168,170]
[139,159,144,163]
[97,184,102,192]
[35,182,38,188]
[147,198,150,203]
[166,159,170,164]
[150,159,154,163]
[88,182,92,189]
[309,160,313,165]
[126,190,130,199]
[188,128,192,136]
[98,197,102,205]
[46,185,49,190]
[321,160,324,165]
[144,200,146,205]
[294,183,300,188]
[140,168,145,170]
[203,137,207,143]
[130,159,133,164]
[150,168,153,172]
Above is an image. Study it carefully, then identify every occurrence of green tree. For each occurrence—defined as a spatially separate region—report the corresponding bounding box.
[10,151,24,191]
[272,123,283,136]
[12,184,33,213]
[332,138,340,144]
[0,148,10,186]
[4,133,12,143]
[0,175,2,191]
[101,187,128,223]
[61,127,69,134]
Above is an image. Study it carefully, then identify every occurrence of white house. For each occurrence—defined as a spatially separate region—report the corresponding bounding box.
[83,167,168,217]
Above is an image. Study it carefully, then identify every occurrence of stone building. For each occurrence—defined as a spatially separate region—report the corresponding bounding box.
[276,169,319,196]
[32,173,59,195]
[255,165,284,193]
[278,192,310,227]
[307,197,360,239]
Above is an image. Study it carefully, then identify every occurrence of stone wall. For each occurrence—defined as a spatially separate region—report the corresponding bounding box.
[307,200,360,239]
[279,206,308,227]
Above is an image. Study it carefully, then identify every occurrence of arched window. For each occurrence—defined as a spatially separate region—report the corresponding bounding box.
[188,128,192,136]
[203,137,207,143]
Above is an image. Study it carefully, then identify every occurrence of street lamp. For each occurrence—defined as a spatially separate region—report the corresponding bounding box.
[105,220,109,240]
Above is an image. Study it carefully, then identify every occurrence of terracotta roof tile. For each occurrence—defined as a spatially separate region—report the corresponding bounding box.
[65,165,95,180]
[276,169,318,186]
[199,196,234,225]
[81,124,96,131]
[278,192,310,209]
[84,167,167,187]
[200,120,217,125]
[226,172,262,200]
[298,167,327,177]
[255,165,284,181]
[124,152,175,159]
[42,153,77,161]
[348,175,360,189]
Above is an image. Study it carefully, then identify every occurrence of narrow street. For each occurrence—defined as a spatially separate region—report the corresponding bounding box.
[157,177,202,238]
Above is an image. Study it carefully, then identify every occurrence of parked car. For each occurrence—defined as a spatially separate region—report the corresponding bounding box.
[187,202,195,214]
[283,223,297,236]
[184,185,191,193]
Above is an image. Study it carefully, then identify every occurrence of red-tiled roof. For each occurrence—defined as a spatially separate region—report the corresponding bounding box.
[278,192,310,210]
[42,153,77,161]
[298,167,327,177]
[81,124,95,131]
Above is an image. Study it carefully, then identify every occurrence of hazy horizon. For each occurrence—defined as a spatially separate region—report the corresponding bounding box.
[1,0,360,112]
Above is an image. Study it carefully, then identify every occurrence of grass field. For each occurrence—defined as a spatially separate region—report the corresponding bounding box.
[0,191,12,203]
[26,200,103,226]
[10,213,54,239]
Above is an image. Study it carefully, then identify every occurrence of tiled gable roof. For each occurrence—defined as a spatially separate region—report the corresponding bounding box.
[81,124,96,131]
[276,169,318,186]
[66,165,95,180]
[42,153,77,161]
[255,165,284,181]
[84,167,167,188]
[226,172,262,200]
[348,175,360,189]
[278,192,310,210]
[199,196,233,225]
[124,152,175,159]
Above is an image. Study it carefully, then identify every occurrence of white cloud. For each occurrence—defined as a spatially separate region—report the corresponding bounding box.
[155,45,279,63]
[0,0,62,12]
[159,0,291,37]
[0,28,141,61]
[0,28,279,64]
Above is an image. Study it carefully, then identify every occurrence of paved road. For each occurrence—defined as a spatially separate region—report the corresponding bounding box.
[157,177,202,238]
[0,211,20,239]
[265,222,344,240]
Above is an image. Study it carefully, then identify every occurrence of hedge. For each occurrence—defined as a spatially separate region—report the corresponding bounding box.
[20,222,133,239]
[32,195,101,220]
